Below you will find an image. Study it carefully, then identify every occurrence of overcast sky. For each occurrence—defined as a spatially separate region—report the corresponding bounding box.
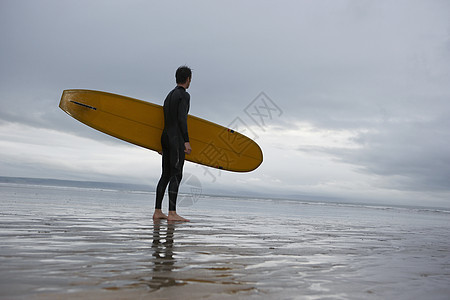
[1,0,449,208]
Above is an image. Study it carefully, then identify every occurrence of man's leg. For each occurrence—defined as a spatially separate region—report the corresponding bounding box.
[153,142,171,219]
[154,174,169,219]
[167,148,189,222]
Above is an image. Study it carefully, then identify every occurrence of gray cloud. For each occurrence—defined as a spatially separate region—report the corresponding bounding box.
[1,0,450,205]
[298,115,450,192]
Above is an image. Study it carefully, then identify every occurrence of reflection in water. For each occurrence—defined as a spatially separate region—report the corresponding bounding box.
[152,220,175,271]
[149,220,183,290]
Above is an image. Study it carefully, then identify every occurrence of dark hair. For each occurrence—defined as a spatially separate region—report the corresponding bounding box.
[175,66,192,84]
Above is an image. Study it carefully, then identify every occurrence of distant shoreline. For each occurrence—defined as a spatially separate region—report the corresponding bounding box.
[0,176,152,192]
[1,176,448,212]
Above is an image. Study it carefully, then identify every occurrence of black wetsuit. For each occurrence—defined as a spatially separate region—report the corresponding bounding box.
[155,86,190,211]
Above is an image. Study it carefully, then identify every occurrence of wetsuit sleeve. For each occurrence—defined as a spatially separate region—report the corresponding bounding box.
[178,93,190,142]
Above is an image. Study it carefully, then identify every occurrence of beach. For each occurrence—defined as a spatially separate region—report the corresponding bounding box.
[1,183,449,299]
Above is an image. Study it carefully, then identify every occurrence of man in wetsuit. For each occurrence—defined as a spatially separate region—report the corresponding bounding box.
[153,66,192,222]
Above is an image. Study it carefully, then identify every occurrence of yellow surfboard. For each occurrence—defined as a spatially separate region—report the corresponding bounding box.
[59,89,263,172]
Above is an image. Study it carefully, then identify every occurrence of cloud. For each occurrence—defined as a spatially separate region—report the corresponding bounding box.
[1,0,450,207]
[0,123,160,184]
[296,115,450,193]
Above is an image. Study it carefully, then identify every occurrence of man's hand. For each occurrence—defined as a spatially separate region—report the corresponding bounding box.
[184,142,192,154]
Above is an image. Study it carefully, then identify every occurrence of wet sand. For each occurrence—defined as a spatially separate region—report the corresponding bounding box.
[1,184,450,299]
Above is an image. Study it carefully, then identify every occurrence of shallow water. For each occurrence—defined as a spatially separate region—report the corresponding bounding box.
[1,184,449,299]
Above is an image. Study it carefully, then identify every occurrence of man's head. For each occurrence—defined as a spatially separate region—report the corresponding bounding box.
[176,66,192,89]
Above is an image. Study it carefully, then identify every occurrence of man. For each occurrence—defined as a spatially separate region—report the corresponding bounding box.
[153,66,192,222]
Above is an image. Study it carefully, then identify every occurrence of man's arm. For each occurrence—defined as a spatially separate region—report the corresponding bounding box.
[177,94,190,143]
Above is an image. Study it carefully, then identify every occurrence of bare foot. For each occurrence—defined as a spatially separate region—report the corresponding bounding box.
[153,209,168,220]
[167,211,190,222]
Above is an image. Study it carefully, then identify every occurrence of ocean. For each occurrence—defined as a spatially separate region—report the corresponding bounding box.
[1,181,449,299]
